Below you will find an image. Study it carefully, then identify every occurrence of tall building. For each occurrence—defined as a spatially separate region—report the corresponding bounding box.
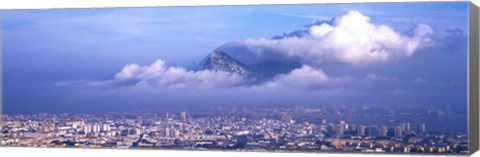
[357,125,366,136]
[405,122,411,131]
[180,112,187,120]
[379,126,388,137]
[336,124,344,137]
[160,127,179,138]
[399,123,406,131]
[161,128,170,137]
[418,123,426,133]
[101,124,111,132]
[339,120,347,130]
[83,125,92,134]
[169,128,180,137]
[395,126,403,137]
[92,124,101,133]
[399,122,410,131]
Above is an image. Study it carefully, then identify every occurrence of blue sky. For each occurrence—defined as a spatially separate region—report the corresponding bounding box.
[2,2,470,115]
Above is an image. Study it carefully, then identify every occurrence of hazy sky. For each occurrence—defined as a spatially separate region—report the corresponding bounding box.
[2,2,469,115]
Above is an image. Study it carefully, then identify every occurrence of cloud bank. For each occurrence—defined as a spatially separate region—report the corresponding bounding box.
[113,59,245,88]
[221,11,434,66]
[49,10,467,112]
[61,59,400,93]
[264,65,329,89]
[57,10,436,91]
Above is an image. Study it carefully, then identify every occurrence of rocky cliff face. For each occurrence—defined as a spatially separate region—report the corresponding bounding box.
[203,51,250,75]
[202,50,302,83]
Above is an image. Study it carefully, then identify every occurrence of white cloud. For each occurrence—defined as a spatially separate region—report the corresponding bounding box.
[310,23,334,37]
[61,60,401,92]
[264,65,329,89]
[114,64,142,80]
[113,59,246,88]
[259,65,401,91]
[230,11,434,66]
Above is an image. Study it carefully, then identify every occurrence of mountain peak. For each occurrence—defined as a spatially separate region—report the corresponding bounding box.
[203,51,250,75]
[212,50,225,55]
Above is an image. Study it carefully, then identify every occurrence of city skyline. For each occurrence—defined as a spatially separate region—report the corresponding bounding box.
[0,107,469,153]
